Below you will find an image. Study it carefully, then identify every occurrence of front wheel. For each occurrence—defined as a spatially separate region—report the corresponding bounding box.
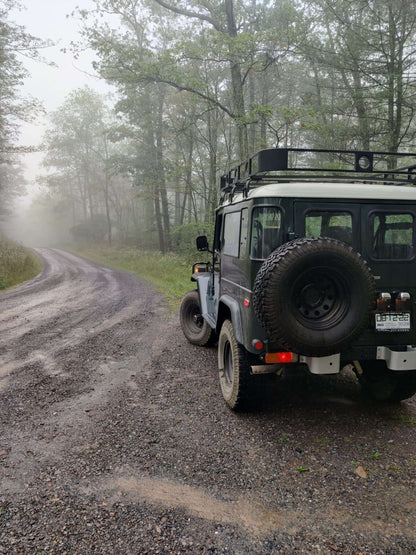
[180,290,215,346]
[218,320,256,411]
[356,361,416,402]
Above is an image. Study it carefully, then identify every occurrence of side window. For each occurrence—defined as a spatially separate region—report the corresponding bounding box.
[239,209,249,257]
[223,211,241,257]
[250,207,281,259]
[305,211,352,244]
[370,212,415,260]
[213,213,223,253]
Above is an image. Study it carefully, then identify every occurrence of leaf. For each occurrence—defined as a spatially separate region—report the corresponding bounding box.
[296,466,309,473]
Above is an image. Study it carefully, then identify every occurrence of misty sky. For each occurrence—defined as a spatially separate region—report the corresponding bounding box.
[12,0,110,193]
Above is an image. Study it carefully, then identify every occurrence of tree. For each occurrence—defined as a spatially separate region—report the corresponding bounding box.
[61,0,416,253]
[42,87,122,245]
[302,0,416,155]
[79,0,298,158]
[0,0,47,223]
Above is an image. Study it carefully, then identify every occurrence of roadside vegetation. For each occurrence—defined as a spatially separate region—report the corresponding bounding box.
[73,245,203,307]
[0,239,42,290]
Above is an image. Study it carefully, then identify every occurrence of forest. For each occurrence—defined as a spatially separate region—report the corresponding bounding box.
[2,0,416,253]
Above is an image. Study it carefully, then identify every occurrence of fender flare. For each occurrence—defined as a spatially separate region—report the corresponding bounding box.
[217,294,244,344]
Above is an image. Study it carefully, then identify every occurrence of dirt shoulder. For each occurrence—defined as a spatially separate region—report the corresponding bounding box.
[1,249,416,554]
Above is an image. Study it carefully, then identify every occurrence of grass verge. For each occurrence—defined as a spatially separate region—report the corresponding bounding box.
[72,245,198,307]
[0,239,42,290]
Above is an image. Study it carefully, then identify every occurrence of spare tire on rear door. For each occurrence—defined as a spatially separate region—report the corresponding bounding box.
[253,237,375,357]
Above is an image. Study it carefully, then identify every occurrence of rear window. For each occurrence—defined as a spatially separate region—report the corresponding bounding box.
[305,211,352,244]
[370,212,415,260]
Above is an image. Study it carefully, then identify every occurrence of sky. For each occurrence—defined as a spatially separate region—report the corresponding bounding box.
[11,0,112,197]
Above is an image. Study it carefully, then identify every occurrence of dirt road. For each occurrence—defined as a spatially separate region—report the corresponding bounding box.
[1,249,416,554]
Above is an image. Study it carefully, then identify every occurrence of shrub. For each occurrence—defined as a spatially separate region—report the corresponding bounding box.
[169,222,214,261]
[0,239,42,290]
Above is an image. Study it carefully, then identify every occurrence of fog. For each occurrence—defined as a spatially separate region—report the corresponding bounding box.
[3,198,73,248]
[2,0,112,248]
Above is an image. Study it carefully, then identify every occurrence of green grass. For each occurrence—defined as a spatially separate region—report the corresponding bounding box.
[0,239,42,290]
[72,245,198,307]
[393,414,416,425]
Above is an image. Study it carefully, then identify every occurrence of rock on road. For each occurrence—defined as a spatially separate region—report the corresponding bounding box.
[1,248,416,554]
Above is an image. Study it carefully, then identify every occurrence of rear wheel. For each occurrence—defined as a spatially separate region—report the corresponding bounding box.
[356,361,416,402]
[180,290,215,346]
[218,320,256,411]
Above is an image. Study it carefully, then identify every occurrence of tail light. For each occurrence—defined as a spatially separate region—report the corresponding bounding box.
[395,292,411,312]
[376,291,411,312]
[377,292,391,311]
[265,352,295,364]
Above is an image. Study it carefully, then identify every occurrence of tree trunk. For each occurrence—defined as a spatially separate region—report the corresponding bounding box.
[225,0,248,159]
[155,87,170,250]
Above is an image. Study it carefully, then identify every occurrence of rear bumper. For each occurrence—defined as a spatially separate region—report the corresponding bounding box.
[376,346,416,371]
[300,346,416,375]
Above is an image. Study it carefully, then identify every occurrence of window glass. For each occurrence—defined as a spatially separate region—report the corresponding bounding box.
[223,211,241,257]
[251,207,281,259]
[305,211,352,244]
[239,209,249,257]
[371,212,415,259]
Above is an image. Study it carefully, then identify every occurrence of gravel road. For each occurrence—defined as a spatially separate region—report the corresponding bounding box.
[1,248,416,554]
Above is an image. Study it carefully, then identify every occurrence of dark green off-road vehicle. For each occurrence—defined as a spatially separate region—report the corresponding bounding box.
[180,148,416,410]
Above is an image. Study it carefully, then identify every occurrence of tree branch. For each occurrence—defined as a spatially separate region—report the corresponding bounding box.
[142,74,235,119]
[151,0,222,32]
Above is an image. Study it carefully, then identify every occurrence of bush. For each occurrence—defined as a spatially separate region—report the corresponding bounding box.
[169,222,214,261]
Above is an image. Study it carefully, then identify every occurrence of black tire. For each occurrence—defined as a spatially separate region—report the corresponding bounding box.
[253,237,375,357]
[356,361,416,402]
[218,320,256,411]
[180,290,215,346]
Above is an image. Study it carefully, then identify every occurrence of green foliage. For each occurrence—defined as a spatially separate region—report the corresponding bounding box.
[296,466,309,473]
[29,0,416,255]
[0,2,49,215]
[0,238,42,290]
[169,222,215,261]
[393,414,416,425]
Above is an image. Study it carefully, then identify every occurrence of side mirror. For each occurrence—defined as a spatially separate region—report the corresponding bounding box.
[196,235,209,251]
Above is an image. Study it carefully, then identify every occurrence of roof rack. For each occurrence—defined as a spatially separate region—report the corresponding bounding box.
[220,148,416,195]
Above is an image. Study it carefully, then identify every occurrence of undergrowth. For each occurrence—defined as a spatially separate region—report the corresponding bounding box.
[0,239,42,290]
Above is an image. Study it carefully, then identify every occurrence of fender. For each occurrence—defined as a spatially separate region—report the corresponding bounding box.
[217,294,244,344]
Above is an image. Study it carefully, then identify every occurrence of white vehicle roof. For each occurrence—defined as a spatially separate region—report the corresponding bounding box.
[223,181,416,205]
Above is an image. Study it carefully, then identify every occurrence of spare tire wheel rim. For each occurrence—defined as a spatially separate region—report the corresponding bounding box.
[292,265,350,329]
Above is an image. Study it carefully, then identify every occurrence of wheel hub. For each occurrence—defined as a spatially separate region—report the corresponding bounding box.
[296,274,337,320]
[191,310,203,328]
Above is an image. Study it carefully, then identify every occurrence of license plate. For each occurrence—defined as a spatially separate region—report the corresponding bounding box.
[375,312,411,332]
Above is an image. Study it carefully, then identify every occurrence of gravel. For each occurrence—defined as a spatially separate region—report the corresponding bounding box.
[1,248,416,553]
